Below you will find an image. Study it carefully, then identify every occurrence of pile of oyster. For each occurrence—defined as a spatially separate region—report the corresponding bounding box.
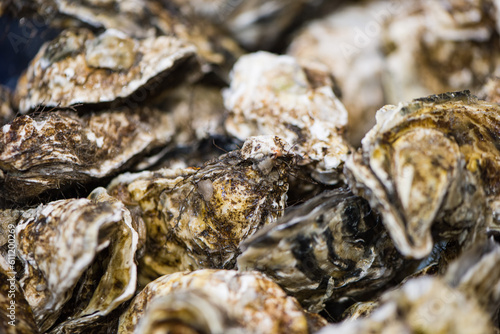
[1,0,499,333]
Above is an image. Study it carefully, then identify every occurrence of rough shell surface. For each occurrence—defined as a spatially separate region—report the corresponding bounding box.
[224,51,350,185]
[118,269,317,334]
[288,0,500,145]
[381,0,500,105]
[12,188,137,332]
[287,1,388,145]
[0,106,175,202]
[108,135,295,284]
[238,188,405,313]
[15,28,200,113]
[345,91,500,258]
[0,256,38,334]
[317,239,500,334]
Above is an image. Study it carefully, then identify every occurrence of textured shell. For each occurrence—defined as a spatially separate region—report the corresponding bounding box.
[345,91,500,258]
[381,0,500,105]
[0,256,39,334]
[108,135,294,284]
[318,239,500,334]
[287,1,388,145]
[118,269,316,334]
[238,188,405,313]
[0,107,175,201]
[12,188,137,332]
[15,28,200,113]
[224,51,350,185]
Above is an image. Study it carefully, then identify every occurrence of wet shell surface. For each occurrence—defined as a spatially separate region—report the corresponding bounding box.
[108,135,295,283]
[118,269,320,334]
[224,51,350,185]
[15,28,200,113]
[318,239,500,334]
[10,188,137,333]
[238,188,405,313]
[345,91,500,258]
[0,107,175,201]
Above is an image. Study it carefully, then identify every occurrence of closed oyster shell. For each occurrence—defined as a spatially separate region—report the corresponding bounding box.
[345,91,500,258]
[224,51,350,185]
[0,256,39,334]
[287,1,389,145]
[12,187,137,332]
[318,239,500,334]
[238,188,405,313]
[0,106,175,202]
[118,269,319,334]
[15,28,200,113]
[108,135,295,283]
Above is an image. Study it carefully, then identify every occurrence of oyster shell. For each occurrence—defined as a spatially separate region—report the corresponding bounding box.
[238,188,405,313]
[317,239,500,334]
[288,0,500,146]
[382,0,500,105]
[345,91,500,258]
[11,187,137,332]
[0,255,39,334]
[108,135,295,283]
[0,106,175,202]
[15,28,200,113]
[287,1,388,145]
[224,51,350,185]
[118,269,322,334]
[480,77,500,104]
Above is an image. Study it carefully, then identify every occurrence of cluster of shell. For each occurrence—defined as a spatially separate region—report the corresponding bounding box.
[0,0,499,333]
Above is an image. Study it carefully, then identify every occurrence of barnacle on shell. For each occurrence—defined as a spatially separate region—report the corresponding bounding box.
[108,135,296,284]
[345,91,500,258]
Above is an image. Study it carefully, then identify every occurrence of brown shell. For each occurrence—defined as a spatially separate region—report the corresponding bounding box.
[319,240,500,334]
[346,91,500,258]
[12,188,137,332]
[224,51,351,185]
[0,107,175,202]
[118,269,318,334]
[15,28,200,113]
[108,135,295,284]
[238,189,406,313]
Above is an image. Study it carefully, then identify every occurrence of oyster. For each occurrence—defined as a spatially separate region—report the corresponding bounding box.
[11,187,137,332]
[0,253,39,334]
[118,269,323,334]
[15,28,200,113]
[345,91,500,258]
[108,135,295,283]
[0,106,175,202]
[317,239,500,334]
[287,1,388,145]
[224,51,350,185]
[382,0,500,105]
[288,0,500,145]
[238,188,405,313]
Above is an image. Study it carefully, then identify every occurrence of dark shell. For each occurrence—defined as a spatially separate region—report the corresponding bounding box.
[108,135,295,284]
[238,188,406,312]
[346,91,500,258]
